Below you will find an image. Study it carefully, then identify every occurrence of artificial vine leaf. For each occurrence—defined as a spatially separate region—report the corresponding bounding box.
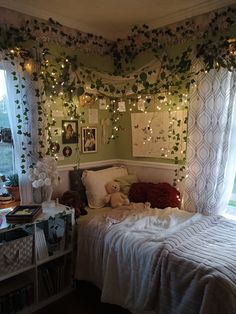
[139,72,147,81]
[77,86,84,96]
[132,84,138,93]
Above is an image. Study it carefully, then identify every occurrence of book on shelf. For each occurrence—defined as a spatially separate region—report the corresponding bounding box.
[40,257,69,296]
[0,282,34,313]
[35,227,49,261]
[41,267,55,296]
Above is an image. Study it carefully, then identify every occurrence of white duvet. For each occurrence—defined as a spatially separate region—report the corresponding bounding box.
[75,205,203,313]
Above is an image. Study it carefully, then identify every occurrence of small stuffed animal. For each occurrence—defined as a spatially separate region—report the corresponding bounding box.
[104,181,130,208]
[59,190,87,218]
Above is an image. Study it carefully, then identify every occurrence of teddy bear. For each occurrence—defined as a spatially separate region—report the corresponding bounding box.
[59,190,87,218]
[104,181,130,208]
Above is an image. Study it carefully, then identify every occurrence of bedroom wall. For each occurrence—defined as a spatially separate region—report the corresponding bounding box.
[56,20,236,184]
[2,6,235,198]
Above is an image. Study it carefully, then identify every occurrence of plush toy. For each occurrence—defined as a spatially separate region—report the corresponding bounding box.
[59,190,87,218]
[104,181,130,208]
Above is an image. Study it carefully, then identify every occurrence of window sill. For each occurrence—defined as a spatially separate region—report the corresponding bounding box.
[222,205,236,221]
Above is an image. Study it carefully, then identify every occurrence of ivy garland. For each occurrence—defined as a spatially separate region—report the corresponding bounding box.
[0,6,235,184]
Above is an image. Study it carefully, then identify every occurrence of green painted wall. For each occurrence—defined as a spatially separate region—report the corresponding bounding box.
[46,17,236,167]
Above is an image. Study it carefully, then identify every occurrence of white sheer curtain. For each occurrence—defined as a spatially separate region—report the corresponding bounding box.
[1,56,40,204]
[183,62,236,215]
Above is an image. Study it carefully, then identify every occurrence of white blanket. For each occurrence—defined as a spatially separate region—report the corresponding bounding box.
[75,205,203,312]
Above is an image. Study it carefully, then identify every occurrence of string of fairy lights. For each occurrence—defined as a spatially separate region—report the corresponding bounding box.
[33,54,190,162]
[9,37,235,181]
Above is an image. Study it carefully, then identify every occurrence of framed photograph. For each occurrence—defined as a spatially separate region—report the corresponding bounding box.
[62,120,78,144]
[82,127,97,153]
[6,205,42,223]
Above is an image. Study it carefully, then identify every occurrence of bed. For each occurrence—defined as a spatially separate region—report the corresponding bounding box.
[71,167,236,314]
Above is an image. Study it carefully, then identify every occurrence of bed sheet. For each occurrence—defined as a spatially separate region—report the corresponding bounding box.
[75,205,202,312]
[78,206,112,223]
[75,205,236,314]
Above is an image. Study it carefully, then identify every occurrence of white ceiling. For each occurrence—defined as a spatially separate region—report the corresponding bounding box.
[0,0,235,39]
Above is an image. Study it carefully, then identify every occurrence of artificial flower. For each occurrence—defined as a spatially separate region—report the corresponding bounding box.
[28,156,60,188]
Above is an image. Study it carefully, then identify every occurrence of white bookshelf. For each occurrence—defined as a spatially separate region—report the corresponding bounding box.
[0,204,75,314]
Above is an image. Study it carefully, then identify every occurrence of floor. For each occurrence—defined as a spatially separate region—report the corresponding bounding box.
[33,281,131,314]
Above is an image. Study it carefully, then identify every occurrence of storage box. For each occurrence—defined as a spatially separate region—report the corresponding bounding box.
[0,229,33,275]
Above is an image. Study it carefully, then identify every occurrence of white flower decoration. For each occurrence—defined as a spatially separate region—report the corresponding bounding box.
[28,156,60,188]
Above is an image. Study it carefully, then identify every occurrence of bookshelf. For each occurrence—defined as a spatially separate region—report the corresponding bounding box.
[0,204,75,314]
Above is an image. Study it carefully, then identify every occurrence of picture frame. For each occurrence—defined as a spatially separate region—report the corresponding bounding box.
[62,120,78,144]
[6,205,42,223]
[81,127,97,153]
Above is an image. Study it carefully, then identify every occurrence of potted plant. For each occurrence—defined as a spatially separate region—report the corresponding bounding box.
[5,174,20,201]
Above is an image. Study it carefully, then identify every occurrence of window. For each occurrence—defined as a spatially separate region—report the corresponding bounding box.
[226,177,236,220]
[0,69,15,178]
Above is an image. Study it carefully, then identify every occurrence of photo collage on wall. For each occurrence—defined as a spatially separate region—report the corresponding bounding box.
[81,127,97,153]
[61,120,79,157]
[51,106,100,160]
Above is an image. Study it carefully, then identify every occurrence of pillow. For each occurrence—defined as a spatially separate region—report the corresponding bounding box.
[147,183,181,209]
[129,182,155,203]
[82,166,128,208]
[129,182,181,209]
[115,174,138,195]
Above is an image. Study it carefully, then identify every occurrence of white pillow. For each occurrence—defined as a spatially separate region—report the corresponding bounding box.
[82,166,128,208]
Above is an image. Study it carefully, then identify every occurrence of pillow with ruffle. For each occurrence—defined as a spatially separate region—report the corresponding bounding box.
[82,166,128,208]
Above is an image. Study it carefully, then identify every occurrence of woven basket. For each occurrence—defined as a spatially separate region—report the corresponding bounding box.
[0,229,33,275]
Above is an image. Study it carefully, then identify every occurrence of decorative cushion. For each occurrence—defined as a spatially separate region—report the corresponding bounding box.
[82,166,128,208]
[129,182,155,203]
[129,182,181,209]
[147,183,181,209]
[115,174,139,195]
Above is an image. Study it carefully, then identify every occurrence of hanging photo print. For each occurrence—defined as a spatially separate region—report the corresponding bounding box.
[82,127,97,153]
[63,146,72,157]
[62,120,78,144]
